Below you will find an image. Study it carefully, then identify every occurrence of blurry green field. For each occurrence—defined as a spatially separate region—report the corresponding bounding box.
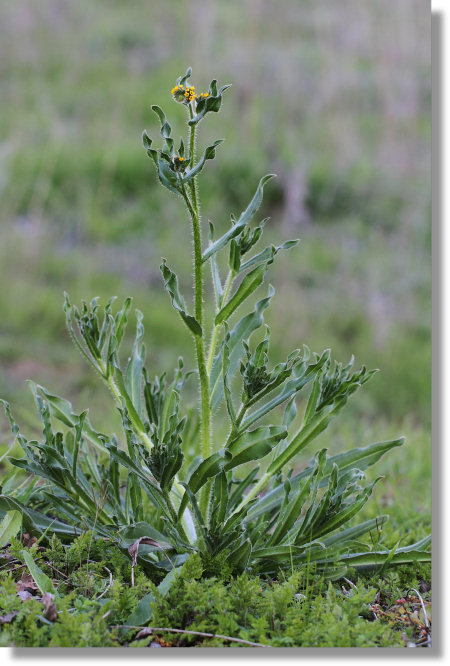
[0,0,430,534]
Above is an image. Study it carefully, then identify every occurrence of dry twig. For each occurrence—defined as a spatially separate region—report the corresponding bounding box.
[113,624,272,648]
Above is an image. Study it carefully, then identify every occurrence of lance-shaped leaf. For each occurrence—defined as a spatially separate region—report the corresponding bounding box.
[239,239,299,274]
[187,449,232,494]
[210,471,228,527]
[181,140,223,183]
[113,367,151,447]
[319,540,431,572]
[224,425,287,471]
[142,130,157,165]
[0,510,22,548]
[0,495,83,539]
[118,522,175,551]
[160,260,202,337]
[246,437,404,522]
[151,104,171,139]
[177,449,232,520]
[321,516,389,548]
[222,330,237,426]
[125,310,145,419]
[105,443,170,518]
[31,384,107,453]
[266,478,311,546]
[296,478,382,546]
[215,264,267,326]
[266,363,377,477]
[228,538,252,574]
[156,157,180,194]
[240,348,330,431]
[22,550,56,595]
[208,222,223,306]
[125,566,181,627]
[202,174,275,263]
[210,285,274,412]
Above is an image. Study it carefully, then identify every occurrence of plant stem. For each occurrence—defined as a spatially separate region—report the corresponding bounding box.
[184,113,212,517]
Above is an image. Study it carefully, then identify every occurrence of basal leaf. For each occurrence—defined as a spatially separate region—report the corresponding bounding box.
[22,550,56,595]
[0,510,22,548]
[125,566,181,627]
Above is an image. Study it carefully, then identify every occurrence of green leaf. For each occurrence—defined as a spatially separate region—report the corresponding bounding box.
[118,522,175,551]
[237,174,275,229]
[125,310,145,418]
[151,105,171,139]
[113,368,150,446]
[241,348,330,431]
[142,130,153,150]
[0,510,22,548]
[266,480,311,546]
[114,297,132,347]
[157,157,180,194]
[267,403,336,476]
[210,285,274,412]
[228,538,252,573]
[229,238,241,273]
[188,81,231,125]
[0,496,84,539]
[178,66,192,88]
[187,450,231,494]
[335,547,431,571]
[211,471,228,525]
[34,384,107,453]
[252,544,305,561]
[215,264,267,325]
[224,426,287,471]
[202,174,275,263]
[222,330,237,425]
[125,566,181,627]
[321,516,389,548]
[247,438,404,522]
[181,140,223,183]
[160,260,202,336]
[21,550,56,595]
[239,239,299,273]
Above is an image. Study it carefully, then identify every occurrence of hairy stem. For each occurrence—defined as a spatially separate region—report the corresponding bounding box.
[206,270,234,375]
[184,113,212,517]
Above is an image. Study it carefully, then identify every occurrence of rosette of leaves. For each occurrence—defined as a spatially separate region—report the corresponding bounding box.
[0,68,430,579]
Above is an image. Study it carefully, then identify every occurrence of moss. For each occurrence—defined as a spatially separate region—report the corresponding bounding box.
[0,538,431,647]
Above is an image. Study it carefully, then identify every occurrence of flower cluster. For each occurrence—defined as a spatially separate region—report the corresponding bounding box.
[171,83,210,104]
[172,155,185,172]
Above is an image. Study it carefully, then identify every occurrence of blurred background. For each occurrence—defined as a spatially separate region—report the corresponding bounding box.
[0,0,430,515]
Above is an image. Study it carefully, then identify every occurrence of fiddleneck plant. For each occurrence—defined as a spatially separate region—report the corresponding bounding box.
[0,68,430,577]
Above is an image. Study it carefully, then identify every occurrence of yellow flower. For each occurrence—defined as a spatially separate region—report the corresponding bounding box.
[172,82,197,104]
